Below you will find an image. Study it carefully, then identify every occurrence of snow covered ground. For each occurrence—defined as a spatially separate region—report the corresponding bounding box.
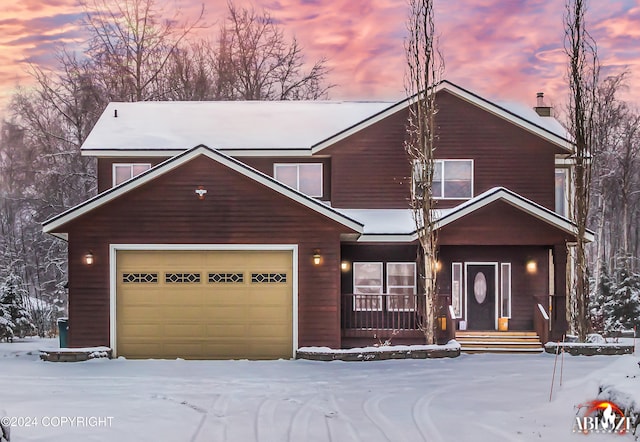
[0,337,638,441]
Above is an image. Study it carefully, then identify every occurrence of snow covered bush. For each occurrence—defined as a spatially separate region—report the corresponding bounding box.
[603,258,640,334]
[0,273,36,341]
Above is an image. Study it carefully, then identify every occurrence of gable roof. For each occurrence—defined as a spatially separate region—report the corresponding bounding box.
[311,81,572,154]
[336,187,593,242]
[81,101,392,157]
[81,81,572,157]
[43,145,364,240]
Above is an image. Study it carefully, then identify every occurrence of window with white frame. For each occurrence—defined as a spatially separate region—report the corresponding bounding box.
[353,262,383,311]
[113,163,151,186]
[274,163,323,197]
[555,168,569,217]
[414,160,473,199]
[451,262,463,318]
[500,263,512,318]
[386,263,417,311]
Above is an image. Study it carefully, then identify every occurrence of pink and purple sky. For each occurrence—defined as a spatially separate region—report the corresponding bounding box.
[1,0,638,112]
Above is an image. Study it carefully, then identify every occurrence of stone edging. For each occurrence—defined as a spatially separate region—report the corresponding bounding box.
[544,344,634,356]
[296,347,460,361]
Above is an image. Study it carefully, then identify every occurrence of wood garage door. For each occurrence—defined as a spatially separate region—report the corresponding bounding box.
[116,250,293,359]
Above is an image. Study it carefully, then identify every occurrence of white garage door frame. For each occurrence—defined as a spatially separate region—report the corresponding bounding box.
[109,243,299,358]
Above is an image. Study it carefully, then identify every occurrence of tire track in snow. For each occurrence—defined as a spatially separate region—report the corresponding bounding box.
[412,386,453,442]
[362,394,406,442]
[287,396,325,442]
[191,393,229,442]
[325,394,362,442]
[255,396,279,442]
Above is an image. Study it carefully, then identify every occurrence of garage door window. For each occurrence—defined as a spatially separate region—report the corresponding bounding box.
[251,273,287,283]
[165,273,201,283]
[122,273,158,283]
[209,273,244,283]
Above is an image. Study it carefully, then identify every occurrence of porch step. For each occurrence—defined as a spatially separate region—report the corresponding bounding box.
[455,331,544,354]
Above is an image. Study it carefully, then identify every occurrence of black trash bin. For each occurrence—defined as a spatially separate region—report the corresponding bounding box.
[57,318,69,348]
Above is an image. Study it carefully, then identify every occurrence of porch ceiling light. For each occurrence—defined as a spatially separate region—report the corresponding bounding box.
[313,250,322,266]
[84,251,94,266]
[526,259,537,274]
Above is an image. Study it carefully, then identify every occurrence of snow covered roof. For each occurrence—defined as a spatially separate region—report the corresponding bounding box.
[335,187,593,242]
[81,81,572,158]
[81,101,393,156]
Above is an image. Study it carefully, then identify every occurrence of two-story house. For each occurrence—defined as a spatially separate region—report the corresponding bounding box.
[43,81,592,359]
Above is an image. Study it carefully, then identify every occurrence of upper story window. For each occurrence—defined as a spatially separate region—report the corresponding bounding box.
[113,163,151,186]
[414,159,473,199]
[273,163,323,197]
[555,168,569,217]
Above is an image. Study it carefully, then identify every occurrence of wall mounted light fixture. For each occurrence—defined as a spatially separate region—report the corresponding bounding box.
[84,251,94,266]
[526,259,537,274]
[313,250,321,266]
[340,261,350,272]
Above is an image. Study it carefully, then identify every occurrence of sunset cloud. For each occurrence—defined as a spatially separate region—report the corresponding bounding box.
[0,0,639,111]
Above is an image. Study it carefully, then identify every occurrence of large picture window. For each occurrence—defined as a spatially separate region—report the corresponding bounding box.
[353,262,383,311]
[274,163,323,197]
[113,163,151,186]
[414,160,473,199]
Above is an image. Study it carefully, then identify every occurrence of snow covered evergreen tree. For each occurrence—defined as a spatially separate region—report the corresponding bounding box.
[590,263,612,331]
[603,256,640,333]
[0,273,36,341]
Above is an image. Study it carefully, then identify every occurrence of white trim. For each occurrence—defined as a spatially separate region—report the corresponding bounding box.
[273,162,324,198]
[109,243,299,359]
[112,162,151,187]
[500,262,512,318]
[44,145,363,235]
[464,262,499,330]
[385,262,417,312]
[312,81,573,154]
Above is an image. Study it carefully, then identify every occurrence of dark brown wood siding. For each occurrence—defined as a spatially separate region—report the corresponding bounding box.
[241,157,332,201]
[438,200,575,246]
[322,90,562,210]
[59,155,353,349]
[97,157,169,193]
[437,245,551,330]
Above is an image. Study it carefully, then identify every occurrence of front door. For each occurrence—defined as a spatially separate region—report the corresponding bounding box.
[466,264,496,330]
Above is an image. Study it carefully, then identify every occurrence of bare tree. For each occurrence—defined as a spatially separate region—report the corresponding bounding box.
[82,0,205,101]
[564,0,599,341]
[404,0,444,344]
[219,2,332,100]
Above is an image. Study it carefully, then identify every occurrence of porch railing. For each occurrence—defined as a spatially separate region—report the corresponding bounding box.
[341,293,425,332]
[534,303,550,344]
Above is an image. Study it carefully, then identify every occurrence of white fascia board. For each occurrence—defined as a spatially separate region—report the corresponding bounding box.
[44,145,364,234]
[82,148,313,158]
[356,234,418,243]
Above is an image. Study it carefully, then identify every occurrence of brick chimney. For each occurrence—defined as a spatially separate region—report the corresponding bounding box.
[534,92,552,117]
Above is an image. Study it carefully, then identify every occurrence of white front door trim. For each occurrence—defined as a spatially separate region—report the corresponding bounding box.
[464,262,499,330]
